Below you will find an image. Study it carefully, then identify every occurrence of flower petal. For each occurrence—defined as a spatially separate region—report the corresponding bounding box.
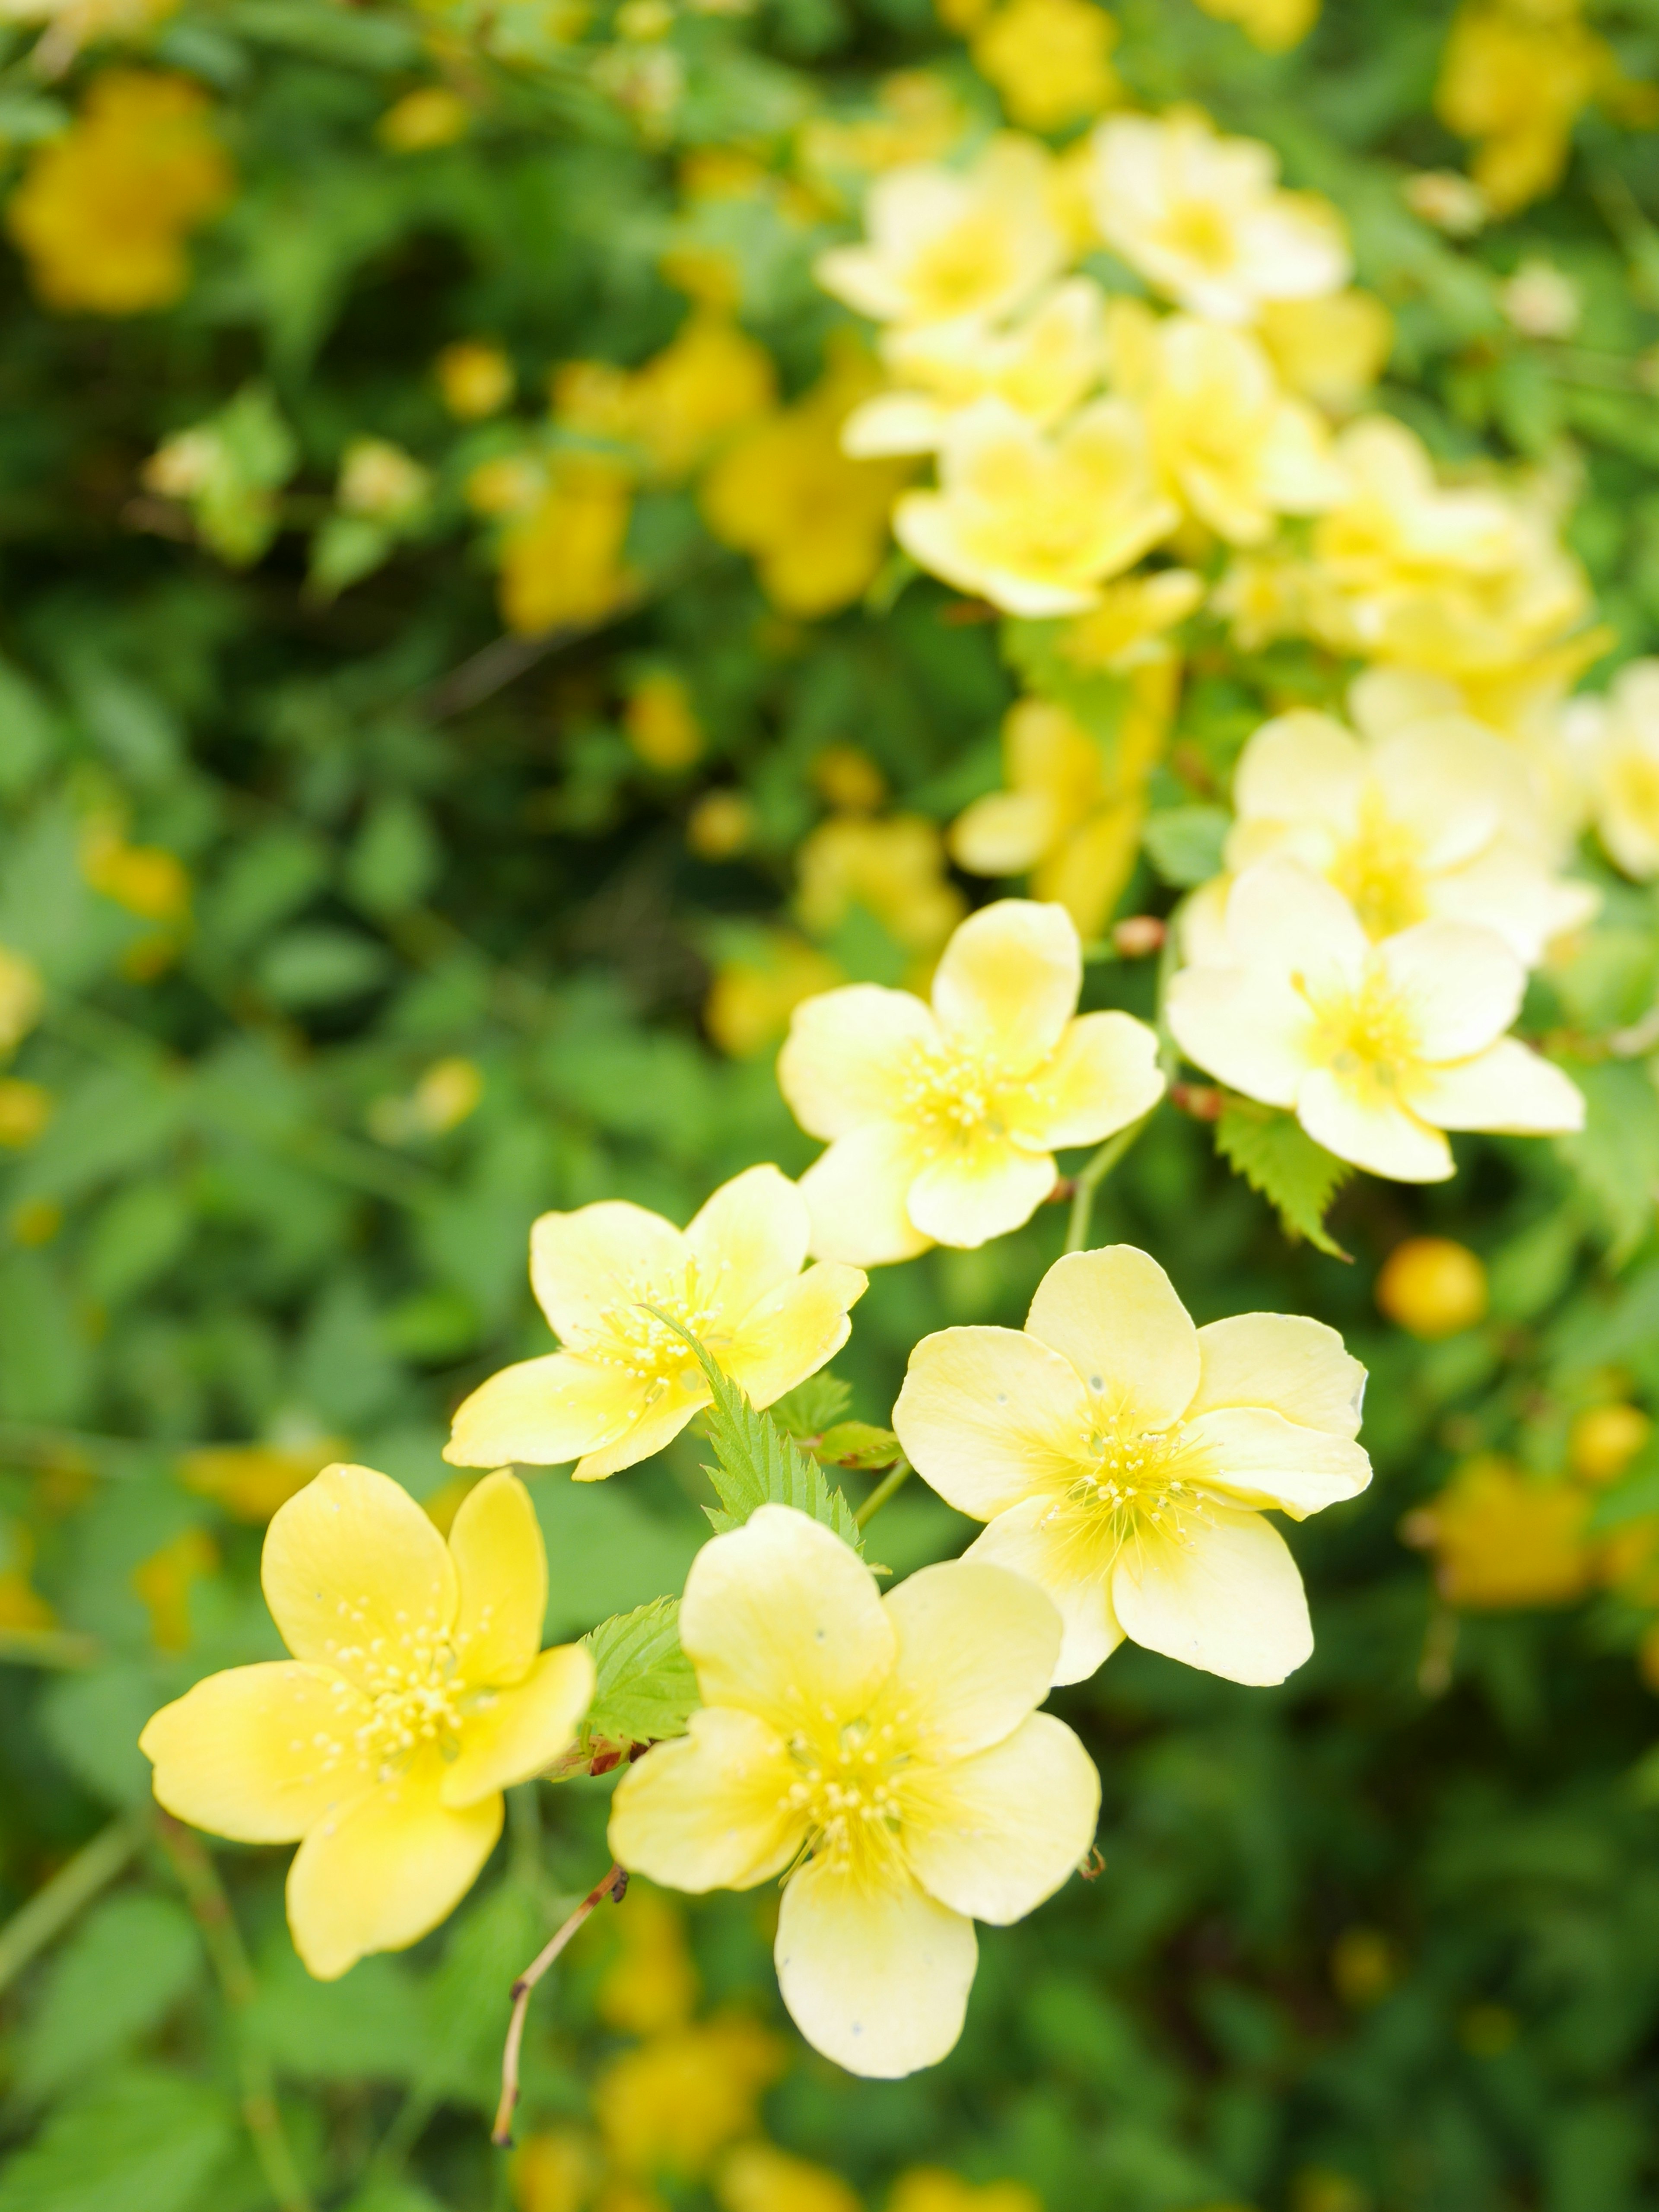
[966,1496,1123,1686]
[1026,1246,1200,1430]
[1165,966,1308,1107]
[1111,1509,1313,1685]
[1014,1011,1165,1151]
[1181,1406,1372,1519]
[572,1390,704,1483]
[1402,1038,1586,1135]
[878,1559,1060,1760]
[444,1352,642,1471]
[775,1858,977,2078]
[1224,858,1369,989]
[530,1201,686,1347]
[930,900,1081,1073]
[608,1706,803,1893]
[901,1713,1099,1925]
[685,1165,810,1323]
[1376,922,1522,1061]
[448,1470,547,1686]
[905,1135,1059,1249]
[262,1464,457,1688]
[286,1751,502,1980]
[140,1662,371,1843]
[1233,711,1363,838]
[948,789,1058,877]
[798,1122,934,1266]
[1294,1068,1453,1182]
[441,1644,594,1808]
[893,1325,1091,1520]
[778,985,940,1141]
[1189,1313,1365,1437]
[724,1261,867,1410]
[679,1504,895,1735]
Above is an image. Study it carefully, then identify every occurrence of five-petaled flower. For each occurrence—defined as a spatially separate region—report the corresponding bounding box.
[445,1165,866,1479]
[140,1464,593,1978]
[778,899,1164,1266]
[609,1504,1100,2078]
[894,1246,1370,1686]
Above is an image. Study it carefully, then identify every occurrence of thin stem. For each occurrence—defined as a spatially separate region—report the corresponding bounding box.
[0,1812,144,1996]
[0,1625,101,1668]
[493,1863,627,2146]
[1065,1113,1153,1253]
[155,1816,315,2212]
[855,1456,912,1529]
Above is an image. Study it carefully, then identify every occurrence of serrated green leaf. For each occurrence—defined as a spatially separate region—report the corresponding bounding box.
[1215,1101,1353,1258]
[580,1596,699,1749]
[817,1421,901,1469]
[0,2069,234,2212]
[769,1371,852,1439]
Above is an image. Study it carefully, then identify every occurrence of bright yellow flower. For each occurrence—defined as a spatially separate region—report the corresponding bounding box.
[890,2171,1042,2212]
[0,945,43,1055]
[970,0,1120,132]
[1167,858,1584,1183]
[624,671,704,771]
[844,279,1107,459]
[0,1079,51,1147]
[1568,660,1659,880]
[597,1882,699,2032]
[796,70,969,192]
[1436,0,1605,215]
[795,814,965,961]
[514,2129,597,2212]
[1570,1404,1651,1485]
[1375,1237,1488,1339]
[179,1436,346,1523]
[816,135,1065,330]
[554,314,776,484]
[7,70,232,316]
[718,2143,861,2212]
[1258,290,1393,415]
[706,934,845,1060]
[378,85,471,151]
[1108,302,1340,547]
[1192,0,1317,49]
[894,397,1177,617]
[595,2015,783,2176]
[1401,1455,1593,1608]
[779,899,1163,1264]
[498,458,636,634]
[895,1246,1368,1686]
[609,1504,1100,2077]
[1084,108,1349,327]
[133,1526,217,1653]
[140,1465,594,1978]
[1058,567,1203,671]
[80,823,191,922]
[436,339,515,419]
[445,1165,867,1479]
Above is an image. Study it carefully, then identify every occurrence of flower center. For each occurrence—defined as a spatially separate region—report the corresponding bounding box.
[896,1042,1034,1158]
[1042,1420,1211,1566]
[1331,797,1431,939]
[585,1261,729,1407]
[912,219,1015,320]
[1301,959,1424,1098]
[1162,199,1237,274]
[781,1712,912,1887]
[302,1604,501,1791]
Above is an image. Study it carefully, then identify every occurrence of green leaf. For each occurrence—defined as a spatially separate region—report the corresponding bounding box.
[308,514,394,601]
[768,1371,852,1439]
[1555,1060,1659,1264]
[247,1941,427,2083]
[1142,806,1230,888]
[259,924,394,1007]
[1214,1101,1353,1258]
[15,1897,203,2104]
[0,2068,234,2212]
[817,1421,901,1469]
[579,1596,699,1750]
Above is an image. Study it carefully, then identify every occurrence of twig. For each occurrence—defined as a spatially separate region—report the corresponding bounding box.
[0,1625,102,1668]
[0,1813,145,1996]
[1065,1112,1155,1253]
[493,1863,628,2146]
[855,1457,912,1529]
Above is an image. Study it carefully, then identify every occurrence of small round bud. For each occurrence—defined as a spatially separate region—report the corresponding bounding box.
[1112,915,1166,958]
[1569,1403,1651,1485]
[1376,1237,1487,1339]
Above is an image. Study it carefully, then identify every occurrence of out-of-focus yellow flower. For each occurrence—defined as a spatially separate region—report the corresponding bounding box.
[817,135,1065,330]
[1568,660,1659,879]
[132,1526,217,1653]
[1060,569,1203,672]
[1084,108,1349,327]
[142,1466,595,1978]
[890,2171,1042,2212]
[1192,0,1317,49]
[597,1882,699,2032]
[897,1245,1368,1685]
[0,1080,51,1148]
[1108,301,1339,547]
[1401,1455,1593,1608]
[368,1058,485,1145]
[81,822,191,923]
[688,789,757,860]
[1168,858,1584,1183]
[7,71,232,315]
[795,814,965,961]
[706,933,845,1060]
[610,1505,1100,2077]
[1570,1404,1651,1485]
[1376,1238,1488,1339]
[624,671,704,772]
[445,1165,866,1479]
[718,2142,861,2212]
[796,70,968,191]
[378,85,471,151]
[1402,169,1488,235]
[895,397,1176,617]
[466,453,545,517]
[514,2128,597,2212]
[1436,0,1605,216]
[338,438,430,522]
[779,899,1163,1263]
[0,1554,54,1633]
[596,2015,783,2177]
[556,314,777,484]
[498,458,636,634]
[436,339,514,419]
[813,745,887,812]
[1501,258,1580,340]
[702,350,910,619]
[180,1436,347,1523]
[844,279,1107,459]
[970,0,1120,131]
[1259,291,1393,415]
[0,947,44,1056]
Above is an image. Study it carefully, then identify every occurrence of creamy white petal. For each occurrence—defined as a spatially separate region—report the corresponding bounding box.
[893,1325,1092,1520]
[1402,1039,1586,1135]
[1294,1068,1454,1182]
[530,1201,686,1347]
[1013,1011,1165,1151]
[1026,1246,1200,1430]
[905,1135,1059,1250]
[723,1261,866,1409]
[1165,966,1308,1107]
[1189,1312,1365,1437]
[930,899,1081,1073]
[1233,711,1364,836]
[966,1496,1124,1687]
[798,1122,934,1266]
[1376,922,1523,1060]
[901,1713,1099,1925]
[1180,1405,1372,1519]
[685,1165,810,1322]
[879,1559,1060,1760]
[775,1858,977,2078]
[1111,1509,1313,1685]
[777,986,940,1141]
[608,1706,804,1892]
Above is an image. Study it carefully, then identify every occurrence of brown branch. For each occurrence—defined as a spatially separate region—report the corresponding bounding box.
[493,1862,628,2146]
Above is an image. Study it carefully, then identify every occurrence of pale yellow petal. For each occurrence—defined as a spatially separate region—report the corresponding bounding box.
[777,985,940,1141]
[1295,1068,1452,1182]
[1376,922,1522,1062]
[930,899,1080,1073]
[900,1713,1098,1925]
[893,1325,1090,1520]
[448,1469,547,1685]
[608,1705,803,1891]
[679,1503,895,1734]
[1032,802,1144,944]
[440,1643,594,1806]
[262,1464,457,1687]
[1025,1246,1200,1430]
[1189,1312,1365,1436]
[1233,710,1363,831]
[775,1857,977,2078]
[529,1200,686,1347]
[723,1260,866,1408]
[1013,1011,1164,1151]
[1180,1406,1371,1519]
[906,1135,1058,1250]
[1165,966,1308,1107]
[684,1164,810,1323]
[877,1559,1059,1761]
[444,1352,642,1471]
[140,1662,371,1844]
[966,1497,1123,1687]
[798,1122,933,1266]
[286,1751,502,1980]
[572,1389,705,1483]
[948,789,1058,878]
[1224,858,1370,990]
[1402,1038,1585,1136]
[1111,1509,1313,1685]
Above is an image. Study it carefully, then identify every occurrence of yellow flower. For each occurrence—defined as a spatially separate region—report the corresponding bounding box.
[1436,0,1605,216]
[140,1465,594,1978]
[514,2129,597,2212]
[795,814,965,961]
[688,789,758,859]
[179,1435,346,1522]
[80,823,191,922]
[624,671,704,771]
[378,86,471,151]
[436,339,515,419]
[132,1527,217,1652]
[970,0,1121,132]
[498,458,636,634]
[1570,1404,1651,1485]
[1058,567,1203,671]
[630,315,778,483]
[7,70,233,316]
[1375,1237,1488,1339]
[1258,291,1393,415]
[706,934,845,1060]
[338,437,430,522]
[813,745,887,812]
[595,2015,784,2177]
[1084,108,1349,327]
[778,899,1163,1264]
[1401,1455,1593,1608]
[1167,858,1584,1183]
[1107,302,1340,547]
[0,1078,51,1148]
[890,2172,1042,2212]
[894,398,1177,617]
[1192,0,1317,49]
[597,1882,699,2031]
[1569,660,1659,879]
[0,945,43,1055]
[895,1245,1369,1685]
[796,70,969,194]
[816,135,1066,330]
[445,1165,867,1479]
[718,2143,861,2212]
[609,1504,1100,2077]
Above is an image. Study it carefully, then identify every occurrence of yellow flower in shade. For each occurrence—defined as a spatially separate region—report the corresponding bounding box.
[444,1166,867,1479]
[890,2172,1041,2212]
[133,1527,217,1653]
[378,86,471,151]
[1084,109,1349,328]
[844,279,1107,459]
[1192,0,1317,50]
[436,339,515,419]
[1167,858,1584,1183]
[566,315,777,484]
[1570,1405,1651,1485]
[1436,0,1606,216]
[0,945,43,1055]
[718,2143,861,2212]
[795,814,965,962]
[1567,660,1659,880]
[7,71,233,316]
[706,933,845,1061]
[609,1504,1100,2077]
[514,2129,597,2212]
[338,438,430,523]
[1401,1456,1593,1609]
[624,671,704,771]
[597,1883,699,2032]
[1108,302,1340,547]
[779,899,1163,1265]
[970,0,1120,132]
[140,1465,594,1978]
[595,2015,783,2177]
[1258,291,1393,416]
[179,1436,346,1523]
[498,458,636,634]
[816,136,1065,330]
[895,1246,1369,1687]
[894,398,1177,618]
[0,1079,51,1147]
